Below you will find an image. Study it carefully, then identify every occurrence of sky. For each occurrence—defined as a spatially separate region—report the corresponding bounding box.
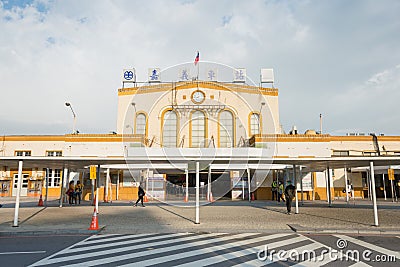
[1,0,400,136]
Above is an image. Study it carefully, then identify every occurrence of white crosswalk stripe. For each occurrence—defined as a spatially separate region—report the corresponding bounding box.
[63,233,259,267]
[136,233,298,267]
[29,233,397,267]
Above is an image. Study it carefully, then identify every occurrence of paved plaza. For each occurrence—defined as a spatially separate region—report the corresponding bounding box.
[1,197,400,236]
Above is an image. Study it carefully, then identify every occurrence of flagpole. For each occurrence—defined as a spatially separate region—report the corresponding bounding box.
[195,51,200,89]
[196,51,200,80]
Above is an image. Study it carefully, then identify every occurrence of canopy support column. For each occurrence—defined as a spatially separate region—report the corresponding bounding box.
[195,162,200,224]
[326,166,332,207]
[293,165,299,214]
[370,161,379,226]
[13,160,23,227]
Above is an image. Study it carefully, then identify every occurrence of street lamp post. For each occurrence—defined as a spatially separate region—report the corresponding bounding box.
[65,102,76,134]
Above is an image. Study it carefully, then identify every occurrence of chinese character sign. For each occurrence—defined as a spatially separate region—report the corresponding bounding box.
[206,68,218,81]
[148,68,161,82]
[233,68,246,82]
[178,68,191,81]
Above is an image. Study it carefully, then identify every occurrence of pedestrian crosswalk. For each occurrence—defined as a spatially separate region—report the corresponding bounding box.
[29,232,399,266]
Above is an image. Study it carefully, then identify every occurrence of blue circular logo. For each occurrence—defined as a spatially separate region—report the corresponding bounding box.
[124,71,134,80]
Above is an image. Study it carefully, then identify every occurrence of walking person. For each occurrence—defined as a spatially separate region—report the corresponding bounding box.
[278,181,285,202]
[271,180,278,201]
[347,180,353,199]
[134,186,146,207]
[75,180,84,204]
[284,180,296,215]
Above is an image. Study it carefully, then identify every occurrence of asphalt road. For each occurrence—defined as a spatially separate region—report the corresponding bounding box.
[0,234,89,267]
[0,233,398,266]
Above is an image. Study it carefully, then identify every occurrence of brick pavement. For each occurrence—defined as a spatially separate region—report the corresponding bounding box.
[0,197,399,236]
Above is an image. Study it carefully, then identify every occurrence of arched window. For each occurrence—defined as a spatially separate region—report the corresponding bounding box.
[135,113,146,135]
[191,111,206,147]
[162,111,178,147]
[250,113,260,135]
[219,110,234,148]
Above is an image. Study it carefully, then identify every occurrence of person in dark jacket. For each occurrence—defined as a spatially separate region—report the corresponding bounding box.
[284,180,296,215]
[134,186,145,207]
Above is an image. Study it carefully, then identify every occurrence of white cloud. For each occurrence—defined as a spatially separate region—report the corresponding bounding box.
[0,0,399,136]
[329,64,400,135]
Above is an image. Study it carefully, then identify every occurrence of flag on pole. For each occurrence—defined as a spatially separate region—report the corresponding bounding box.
[194,51,200,65]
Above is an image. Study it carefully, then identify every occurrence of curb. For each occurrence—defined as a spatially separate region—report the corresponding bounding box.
[0,226,105,237]
[287,224,400,236]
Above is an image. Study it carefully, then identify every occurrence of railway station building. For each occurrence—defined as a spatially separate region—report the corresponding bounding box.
[1,65,400,202]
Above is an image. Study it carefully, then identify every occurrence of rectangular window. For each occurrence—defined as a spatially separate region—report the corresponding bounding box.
[332,150,349,156]
[46,151,62,157]
[136,114,146,135]
[363,151,377,156]
[45,169,61,187]
[250,113,260,135]
[15,151,31,156]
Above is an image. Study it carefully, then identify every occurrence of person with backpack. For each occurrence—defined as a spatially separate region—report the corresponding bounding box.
[284,180,296,215]
[134,186,146,207]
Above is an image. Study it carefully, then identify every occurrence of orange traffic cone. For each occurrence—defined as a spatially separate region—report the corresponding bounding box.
[37,194,44,206]
[143,195,149,202]
[88,208,99,230]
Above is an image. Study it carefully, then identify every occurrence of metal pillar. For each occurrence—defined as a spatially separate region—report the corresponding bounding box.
[96,164,100,213]
[13,160,23,227]
[195,162,200,224]
[105,168,110,202]
[344,167,349,203]
[326,166,332,207]
[242,170,245,200]
[91,179,95,203]
[382,173,387,201]
[207,166,211,201]
[60,167,68,208]
[390,179,395,202]
[45,168,49,207]
[293,165,299,214]
[247,167,251,202]
[312,172,315,201]
[185,168,189,202]
[146,168,149,196]
[116,170,120,200]
[369,161,379,226]
[367,170,372,201]
[299,166,303,205]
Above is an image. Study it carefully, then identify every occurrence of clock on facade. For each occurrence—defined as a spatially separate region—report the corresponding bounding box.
[191,90,205,104]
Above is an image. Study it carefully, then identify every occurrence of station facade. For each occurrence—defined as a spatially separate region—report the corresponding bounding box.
[1,73,400,202]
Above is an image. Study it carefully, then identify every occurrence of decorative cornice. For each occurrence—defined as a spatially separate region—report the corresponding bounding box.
[118,81,278,96]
